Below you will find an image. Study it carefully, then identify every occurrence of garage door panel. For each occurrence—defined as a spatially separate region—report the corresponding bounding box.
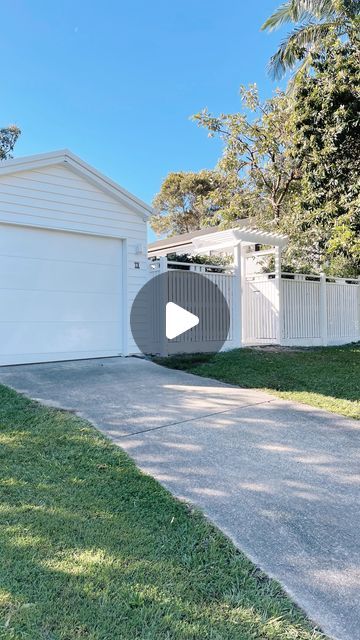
[0,290,120,322]
[0,322,121,361]
[0,258,121,295]
[0,225,122,265]
[0,225,124,364]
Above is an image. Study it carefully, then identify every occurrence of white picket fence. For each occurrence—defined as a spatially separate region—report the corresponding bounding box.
[149,258,360,354]
[244,272,360,347]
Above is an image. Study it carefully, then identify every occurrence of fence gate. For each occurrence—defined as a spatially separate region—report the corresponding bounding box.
[243,275,278,344]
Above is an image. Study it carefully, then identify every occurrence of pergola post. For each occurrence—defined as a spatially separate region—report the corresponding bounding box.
[159,256,168,356]
[274,245,283,344]
[240,242,247,346]
[233,242,242,348]
[319,272,328,346]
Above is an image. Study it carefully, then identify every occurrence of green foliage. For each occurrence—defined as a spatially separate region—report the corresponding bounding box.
[192,86,308,274]
[166,252,232,270]
[0,125,21,160]
[153,57,359,276]
[151,15,359,277]
[262,0,360,79]
[151,170,224,236]
[291,40,360,275]
[193,86,301,226]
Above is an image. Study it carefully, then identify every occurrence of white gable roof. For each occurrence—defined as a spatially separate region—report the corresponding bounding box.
[0,149,153,218]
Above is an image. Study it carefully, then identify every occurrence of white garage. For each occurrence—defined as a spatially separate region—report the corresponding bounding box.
[0,150,151,365]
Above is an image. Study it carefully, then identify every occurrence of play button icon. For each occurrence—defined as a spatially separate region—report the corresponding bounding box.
[130,269,230,356]
[166,302,199,339]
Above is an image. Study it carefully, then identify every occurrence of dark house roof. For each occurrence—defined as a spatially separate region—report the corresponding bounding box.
[148,227,228,257]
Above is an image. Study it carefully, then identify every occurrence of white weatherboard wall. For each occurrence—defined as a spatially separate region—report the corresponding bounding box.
[0,151,149,365]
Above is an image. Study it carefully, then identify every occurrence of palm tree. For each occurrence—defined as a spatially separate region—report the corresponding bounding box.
[261,0,359,79]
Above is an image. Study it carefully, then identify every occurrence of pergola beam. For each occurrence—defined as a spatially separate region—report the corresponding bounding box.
[191,226,288,253]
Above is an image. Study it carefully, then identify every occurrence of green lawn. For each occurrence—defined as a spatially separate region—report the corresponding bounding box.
[0,385,325,640]
[155,343,360,420]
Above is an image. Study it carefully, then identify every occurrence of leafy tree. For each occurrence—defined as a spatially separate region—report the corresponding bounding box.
[290,40,360,275]
[262,0,360,79]
[0,125,21,160]
[165,253,232,270]
[193,86,301,226]
[151,170,225,236]
[152,35,359,277]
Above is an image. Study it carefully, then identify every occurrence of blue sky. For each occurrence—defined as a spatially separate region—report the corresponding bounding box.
[2,0,285,241]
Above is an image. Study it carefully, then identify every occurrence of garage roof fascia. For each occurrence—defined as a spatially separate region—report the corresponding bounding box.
[0,149,153,219]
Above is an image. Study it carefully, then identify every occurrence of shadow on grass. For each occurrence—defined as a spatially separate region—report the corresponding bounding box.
[154,343,360,419]
[0,385,323,640]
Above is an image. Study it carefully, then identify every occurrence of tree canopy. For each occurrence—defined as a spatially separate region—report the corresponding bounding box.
[291,40,360,275]
[151,170,247,236]
[193,86,301,226]
[0,125,21,161]
[151,5,360,276]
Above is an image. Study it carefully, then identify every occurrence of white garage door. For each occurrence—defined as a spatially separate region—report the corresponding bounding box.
[0,225,124,365]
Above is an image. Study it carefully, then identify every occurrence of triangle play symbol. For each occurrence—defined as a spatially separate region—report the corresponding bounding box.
[166,302,199,340]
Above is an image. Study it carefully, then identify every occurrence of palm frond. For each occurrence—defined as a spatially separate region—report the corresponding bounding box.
[261,2,293,31]
[286,56,314,93]
[268,21,339,78]
[262,0,337,32]
[303,0,337,18]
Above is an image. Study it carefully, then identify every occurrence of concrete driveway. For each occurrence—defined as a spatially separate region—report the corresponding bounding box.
[0,356,359,640]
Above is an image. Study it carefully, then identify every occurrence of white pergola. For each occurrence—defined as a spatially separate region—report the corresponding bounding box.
[191,226,288,251]
[192,226,289,346]
[190,226,288,271]
[154,226,289,348]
